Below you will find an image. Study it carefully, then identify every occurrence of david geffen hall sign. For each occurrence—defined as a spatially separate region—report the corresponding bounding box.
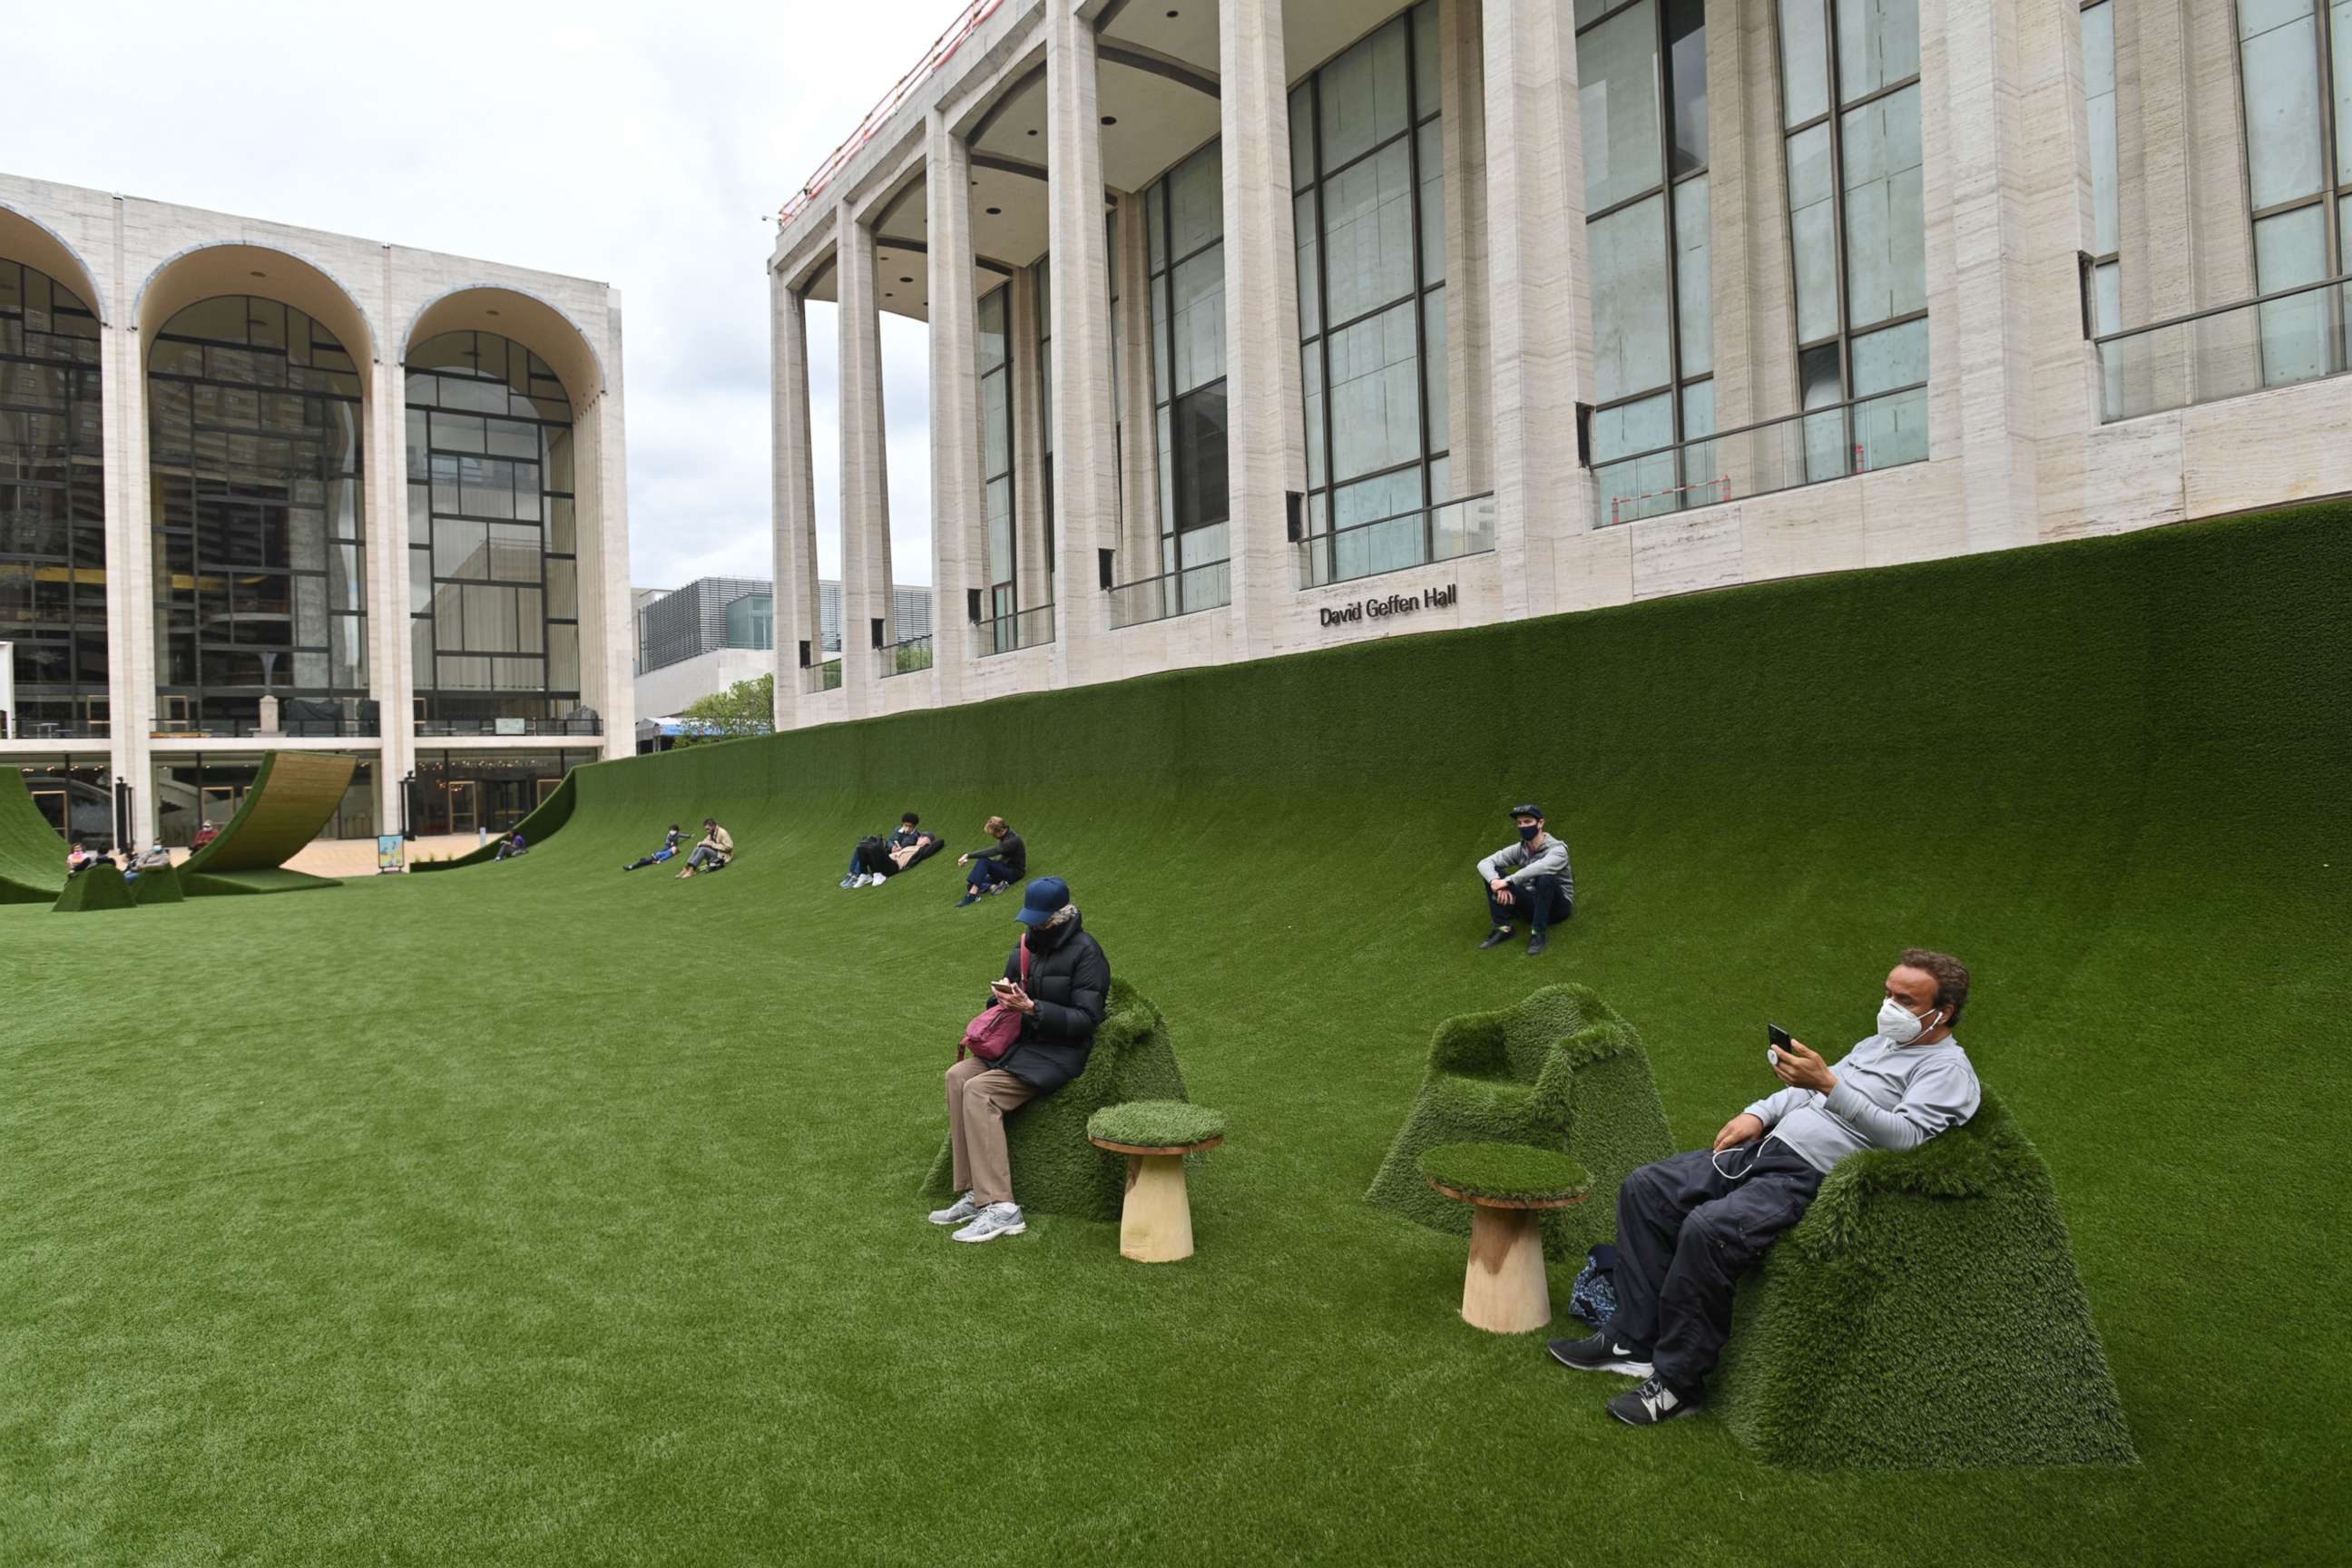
[1319,582,1458,629]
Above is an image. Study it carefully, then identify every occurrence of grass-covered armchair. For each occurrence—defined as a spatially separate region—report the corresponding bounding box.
[51,864,135,914]
[924,978,1190,1221]
[1367,985,1671,1263]
[1714,1091,2136,1471]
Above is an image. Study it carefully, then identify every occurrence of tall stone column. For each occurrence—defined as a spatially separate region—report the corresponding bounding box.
[1219,0,1307,657]
[99,304,153,842]
[585,308,637,758]
[370,355,413,835]
[1045,1,1119,671]
[926,110,983,708]
[1009,268,1051,612]
[1481,0,1589,619]
[1112,191,1161,574]
[835,203,893,712]
[1925,0,2039,552]
[1439,0,1492,497]
[770,269,824,727]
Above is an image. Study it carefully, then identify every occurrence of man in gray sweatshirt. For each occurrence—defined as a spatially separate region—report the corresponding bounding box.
[1546,949,1982,1427]
[1475,803,1575,956]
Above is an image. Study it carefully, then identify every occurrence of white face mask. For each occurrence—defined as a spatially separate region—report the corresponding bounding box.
[1877,995,1940,1044]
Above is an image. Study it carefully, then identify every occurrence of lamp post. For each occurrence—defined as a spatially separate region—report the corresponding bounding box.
[399,771,416,842]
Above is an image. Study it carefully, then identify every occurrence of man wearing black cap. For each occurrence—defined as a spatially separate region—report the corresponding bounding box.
[1476,804,1574,956]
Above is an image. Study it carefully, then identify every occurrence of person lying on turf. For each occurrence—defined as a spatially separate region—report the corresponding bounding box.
[955,815,1026,906]
[678,818,734,877]
[1476,803,1574,956]
[842,812,943,888]
[493,830,528,862]
[1547,949,1982,1427]
[931,877,1110,1243]
[624,824,683,872]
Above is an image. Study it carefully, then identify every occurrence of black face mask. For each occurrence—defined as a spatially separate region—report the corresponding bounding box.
[1519,824,1541,842]
[1026,917,1072,951]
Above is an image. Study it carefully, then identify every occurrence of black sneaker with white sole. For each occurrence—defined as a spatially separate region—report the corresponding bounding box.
[1478,926,1514,950]
[1607,1376,1700,1426]
[1546,1334,1654,1377]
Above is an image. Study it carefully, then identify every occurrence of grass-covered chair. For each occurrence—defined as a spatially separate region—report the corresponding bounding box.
[130,867,185,905]
[1367,985,1671,1263]
[1714,1091,2137,1471]
[924,979,1189,1221]
[51,864,135,913]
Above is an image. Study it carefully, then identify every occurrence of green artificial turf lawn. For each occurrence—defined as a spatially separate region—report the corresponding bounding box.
[4,505,2348,1563]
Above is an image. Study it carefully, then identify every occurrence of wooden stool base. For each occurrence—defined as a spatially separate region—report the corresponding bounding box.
[1120,1153,1194,1262]
[1461,1205,1551,1333]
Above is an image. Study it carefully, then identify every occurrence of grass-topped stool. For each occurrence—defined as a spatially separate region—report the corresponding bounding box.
[1420,1143,1590,1334]
[1087,1101,1225,1263]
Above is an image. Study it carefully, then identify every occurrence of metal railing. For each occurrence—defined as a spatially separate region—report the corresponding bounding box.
[778,0,1007,224]
[1109,559,1231,629]
[881,635,935,677]
[800,659,843,694]
[1593,384,1928,526]
[1296,494,1496,590]
[414,717,603,738]
[2092,273,2352,423]
[974,603,1054,659]
[1,720,110,741]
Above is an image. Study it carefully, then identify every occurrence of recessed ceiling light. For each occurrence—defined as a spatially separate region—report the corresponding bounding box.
[1027,128,1038,136]
[886,291,895,298]
[1167,7,1179,15]
[249,270,267,279]
[485,308,500,317]
[1102,115,1118,125]
[986,206,1003,215]
[899,276,914,283]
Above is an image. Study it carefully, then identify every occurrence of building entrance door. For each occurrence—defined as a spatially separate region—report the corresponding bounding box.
[448,780,479,835]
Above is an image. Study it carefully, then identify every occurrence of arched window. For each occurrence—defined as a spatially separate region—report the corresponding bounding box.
[148,296,368,733]
[404,331,580,725]
[1,260,104,737]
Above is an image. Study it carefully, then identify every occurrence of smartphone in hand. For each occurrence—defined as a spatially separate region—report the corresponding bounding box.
[1767,1023,1792,1067]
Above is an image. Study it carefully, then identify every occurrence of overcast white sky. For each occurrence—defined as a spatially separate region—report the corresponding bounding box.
[5,0,954,589]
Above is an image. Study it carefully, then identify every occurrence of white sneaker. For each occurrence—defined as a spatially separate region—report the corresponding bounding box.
[950,1202,1026,1243]
[928,1191,983,1227]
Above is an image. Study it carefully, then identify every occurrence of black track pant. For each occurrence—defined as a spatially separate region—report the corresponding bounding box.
[1605,1141,1824,1393]
[1484,872,1573,935]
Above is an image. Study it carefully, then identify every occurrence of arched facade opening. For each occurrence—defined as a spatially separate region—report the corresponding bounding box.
[0,259,105,738]
[146,295,369,734]
[403,330,581,725]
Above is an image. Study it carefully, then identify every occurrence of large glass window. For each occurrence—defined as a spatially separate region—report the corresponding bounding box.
[1147,138,1232,583]
[1776,0,1926,475]
[2230,0,2352,387]
[152,751,375,847]
[408,748,597,838]
[1580,0,1715,519]
[149,296,368,734]
[0,260,104,737]
[407,331,578,724]
[1291,3,1450,580]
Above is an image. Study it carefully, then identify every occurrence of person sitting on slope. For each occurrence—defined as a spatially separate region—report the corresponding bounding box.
[1475,803,1574,957]
[623,823,684,872]
[678,818,734,878]
[955,816,1026,907]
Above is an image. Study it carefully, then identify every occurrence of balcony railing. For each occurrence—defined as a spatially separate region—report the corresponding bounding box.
[1109,559,1231,629]
[881,635,935,677]
[2093,273,2352,423]
[800,659,843,694]
[975,603,1054,659]
[0,720,110,741]
[1593,384,1928,525]
[414,716,603,739]
[1297,494,1497,590]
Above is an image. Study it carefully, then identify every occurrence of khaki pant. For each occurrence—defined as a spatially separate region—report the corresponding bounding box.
[946,1055,1039,1205]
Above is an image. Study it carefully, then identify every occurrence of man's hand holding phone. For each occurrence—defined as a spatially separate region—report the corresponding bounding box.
[1769,1037,1836,1092]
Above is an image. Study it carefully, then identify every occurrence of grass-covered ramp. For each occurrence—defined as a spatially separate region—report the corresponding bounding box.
[1,505,2346,1563]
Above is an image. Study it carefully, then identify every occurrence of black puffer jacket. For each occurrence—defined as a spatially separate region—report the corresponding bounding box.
[985,911,1110,1093]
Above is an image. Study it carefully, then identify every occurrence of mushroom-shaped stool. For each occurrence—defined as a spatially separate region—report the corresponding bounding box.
[1086,1101,1226,1262]
[1418,1142,1591,1333]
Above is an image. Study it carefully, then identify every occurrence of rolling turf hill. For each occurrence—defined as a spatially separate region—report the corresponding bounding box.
[3,502,2346,1564]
